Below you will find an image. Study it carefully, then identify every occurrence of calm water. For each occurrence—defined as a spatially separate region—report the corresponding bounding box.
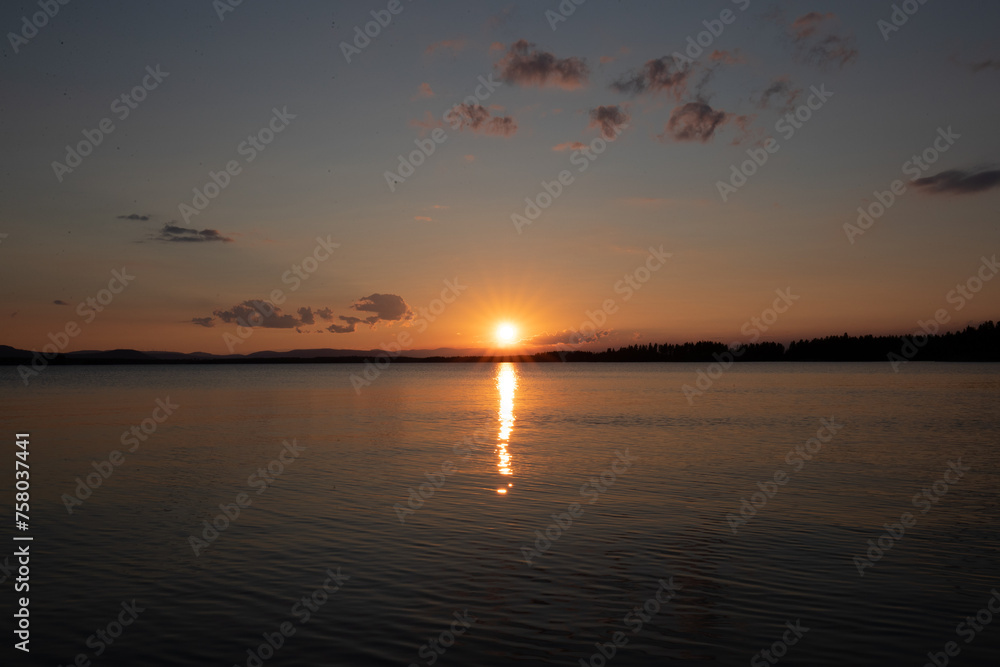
[1,362,999,666]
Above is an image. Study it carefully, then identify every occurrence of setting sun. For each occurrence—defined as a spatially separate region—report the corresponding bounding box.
[495,323,519,346]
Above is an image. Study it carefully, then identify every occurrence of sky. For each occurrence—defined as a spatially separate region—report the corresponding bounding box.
[1,0,999,355]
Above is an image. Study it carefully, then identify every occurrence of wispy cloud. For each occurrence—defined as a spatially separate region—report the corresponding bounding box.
[153,224,233,243]
[588,105,630,139]
[495,40,588,90]
[426,39,466,56]
[611,56,692,100]
[787,12,858,68]
[913,167,1000,195]
[445,103,517,137]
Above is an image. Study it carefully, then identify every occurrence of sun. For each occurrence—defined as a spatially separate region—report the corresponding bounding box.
[495,323,519,346]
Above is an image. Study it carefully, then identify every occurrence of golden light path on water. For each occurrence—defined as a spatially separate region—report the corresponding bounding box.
[495,363,517,494]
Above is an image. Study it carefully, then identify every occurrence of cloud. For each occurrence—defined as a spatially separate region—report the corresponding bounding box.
[553,141,587,152]
[611,56,692,100]
[756,75,802,111]
[154,223,233,243]
[191,317,214,328]
[913,168,1000,195]
[297,307,315,325]
[463,154,475,162]
[660,101,735,143]
[445,103,518,136]
[495,40,588,90]
[426,39,466,56]
[327,316,369,334]
[117,213,151,221]
[53,299,68,305]
[527,328,611,346]
[351,293,413,323]
[212,300,301,328]
[709,49,745,65]
[968,58,1000,73]
[315,307,335,321]
[788,12,858,68]
[412,83,435,100]
[588,105,630,139]
[414,216,433,222]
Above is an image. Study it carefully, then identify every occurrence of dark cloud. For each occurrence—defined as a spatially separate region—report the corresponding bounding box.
[445,103,518,137]
[53,299,68,305]
[757,76,802,111]
[297,307,315,325]
[913,168,1000,195]
[117,213,151,221]
[154,223,233,243]
[611,56,692,100]
[327,316,371,334]
[495,40,588,90]
[352,294,413,322]
[212,300,301,328]
[788,12,858,68]
[660,101,736,143]
[197,294,413,333]
[588,105,630,140]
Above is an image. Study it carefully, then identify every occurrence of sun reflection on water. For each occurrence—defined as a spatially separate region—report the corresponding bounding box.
[496,363,517,490]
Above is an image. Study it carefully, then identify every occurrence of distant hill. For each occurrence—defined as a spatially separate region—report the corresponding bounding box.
[1,322,996,364]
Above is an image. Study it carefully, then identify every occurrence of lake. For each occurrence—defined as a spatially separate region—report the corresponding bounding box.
[1,362,998,666]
